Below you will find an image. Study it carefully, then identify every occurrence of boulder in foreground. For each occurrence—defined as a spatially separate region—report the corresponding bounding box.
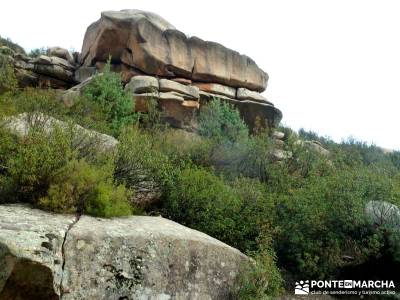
[0,204,248,299]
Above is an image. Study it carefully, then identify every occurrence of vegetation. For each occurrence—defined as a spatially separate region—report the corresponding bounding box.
[1,56,399,299]
[28,47,47,58]
[83,57,138,136]
[0,54,17,94]
[0,36,26,54]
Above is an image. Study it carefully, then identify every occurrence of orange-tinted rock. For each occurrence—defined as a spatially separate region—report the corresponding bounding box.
[81,10,268,92]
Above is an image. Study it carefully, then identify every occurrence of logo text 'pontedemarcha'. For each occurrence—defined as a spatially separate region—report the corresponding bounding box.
[295,280,396,295]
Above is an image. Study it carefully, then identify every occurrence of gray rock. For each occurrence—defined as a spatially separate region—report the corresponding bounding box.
[32,55,75,83]
[47,47,74,65]
[273,131,285,140]
[125,75,159,94]
[365,201,400,229]
[62,215,247,299]
[237,87,272,104]
[159,78,199,100]
[272,149,293,161]
[0,204,248,299]
[74,66,96,83]
[0,204,77,299]
[295,140,330,157]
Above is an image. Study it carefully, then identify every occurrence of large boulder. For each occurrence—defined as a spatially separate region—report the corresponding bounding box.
[0,204,78,299]
[80,9,268,92]
[0,204,248,299]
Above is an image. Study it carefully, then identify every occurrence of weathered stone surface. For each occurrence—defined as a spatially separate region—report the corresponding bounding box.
[159,78,199,99]
[237,87,271,104]
[0,204,77,299]
[74,66,96,83]
[171,77,192,85]
[272,149,293,161]
[365,201,400,229]
[62,215,247,300]
[132,92,197,128]
[0,204,247,299]
[3,112,118,152]
[47,47,74,65]
[295,140,330,157]
[273,131,285,140]
[95,61,145,83]
[193,82,236,98]
[33,55,75,83]
[80,9,268,91]
[125,75,159,94]
[159,98,198,128]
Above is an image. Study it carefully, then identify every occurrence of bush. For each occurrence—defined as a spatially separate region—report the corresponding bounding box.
[115,127,177,195]
[0,36,25,54]
[83,58,138,135]
[233,235,283,300]
[0,54,17,94]
[272,166,394,279]
[164,166,242,244]
[28,47,47,58]
[40,159,133,217]
[0,119,137,218]
[198,98,248,144]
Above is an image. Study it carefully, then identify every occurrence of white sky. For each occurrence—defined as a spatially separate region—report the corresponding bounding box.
[1,0,399,150]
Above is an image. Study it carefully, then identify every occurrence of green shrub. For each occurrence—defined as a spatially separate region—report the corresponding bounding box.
[0,119,136,218]
[0,36,25,54]
[198,98,248,144]
[0,54,17,94]
[164,166,241,244]
[3,125,75,202]
[28,47,47,58]
[115,127,177,195]
[83,58,138,135]
[233,235,283,300]
[272,166,393,279]
[40,159,133,217]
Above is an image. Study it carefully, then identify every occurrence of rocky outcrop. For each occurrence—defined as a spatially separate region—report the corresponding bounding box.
[1,46,77,89]
[76,9,282,130]
[80,10,267,92]
[4,9,283,131]
[0,204,247,299]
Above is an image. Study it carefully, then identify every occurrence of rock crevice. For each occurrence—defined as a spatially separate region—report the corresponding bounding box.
[60,214,81,298]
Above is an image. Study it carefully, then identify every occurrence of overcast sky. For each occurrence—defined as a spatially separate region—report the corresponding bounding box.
[1,0,399,150]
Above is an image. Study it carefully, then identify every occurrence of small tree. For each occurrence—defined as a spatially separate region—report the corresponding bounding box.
[83,58,138,135]
[198,98,248,143]
[0,54,17,94]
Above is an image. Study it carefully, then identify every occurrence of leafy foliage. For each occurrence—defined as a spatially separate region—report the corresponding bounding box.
[83,58,138,135]
[198,98,248,144]
[28,47,47,58]
[0,36,26,54]
[0,54,17,94]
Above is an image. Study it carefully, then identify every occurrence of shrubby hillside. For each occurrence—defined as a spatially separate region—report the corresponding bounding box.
[1,43,399,299]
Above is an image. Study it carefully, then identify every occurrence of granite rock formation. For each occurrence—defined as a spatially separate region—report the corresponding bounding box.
[0,204,248,299]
